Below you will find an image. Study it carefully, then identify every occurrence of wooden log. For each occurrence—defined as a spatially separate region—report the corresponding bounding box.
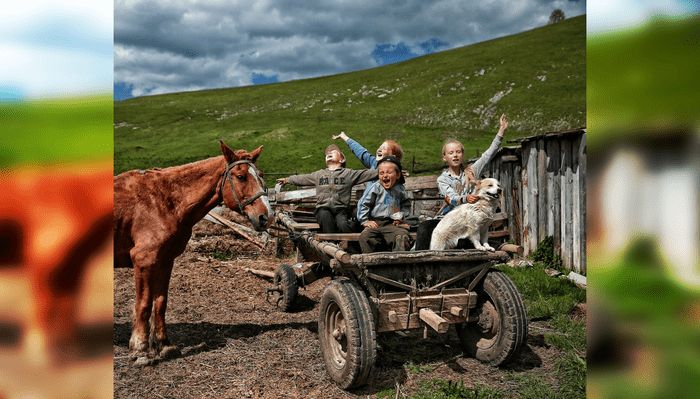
[419,308,449,333]
[350,250,509,267]
[306,235,352,264]
[567,271,587,289]
[276,211,320,231]
[244,267,275,279]
[498,243,523,256]
[206,211,268,249]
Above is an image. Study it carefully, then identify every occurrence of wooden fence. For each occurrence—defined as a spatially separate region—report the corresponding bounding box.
[478,128,586,274]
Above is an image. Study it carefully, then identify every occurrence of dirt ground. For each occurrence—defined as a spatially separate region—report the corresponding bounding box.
[113,217,567,398]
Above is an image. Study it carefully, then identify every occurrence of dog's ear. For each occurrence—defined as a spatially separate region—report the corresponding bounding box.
[471,180,481,192]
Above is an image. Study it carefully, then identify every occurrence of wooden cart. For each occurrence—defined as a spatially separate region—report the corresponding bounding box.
[262,178,527,389]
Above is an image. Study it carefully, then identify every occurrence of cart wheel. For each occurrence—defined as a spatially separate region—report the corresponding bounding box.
[273,264,297,312]
[456,270,527,366]
[318,279,376,389]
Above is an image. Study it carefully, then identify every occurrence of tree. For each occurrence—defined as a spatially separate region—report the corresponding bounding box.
[549,8,565,24]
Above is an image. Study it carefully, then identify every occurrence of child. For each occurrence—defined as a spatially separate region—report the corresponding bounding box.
[414,114,509,250]
[332,131,404,168]
[277,144,377,233]
[356,156,411,253]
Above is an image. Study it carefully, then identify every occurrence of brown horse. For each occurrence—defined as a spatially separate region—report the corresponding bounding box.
[0,162,113,364]
[114,141,272,365]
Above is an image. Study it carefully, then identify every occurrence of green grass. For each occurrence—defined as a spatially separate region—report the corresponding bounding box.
[588,237,700,398]
[0,95,113,168]
[498,263,586,321]
[115,16,584,176]
[587,15,700,146]
[408,380,505,399]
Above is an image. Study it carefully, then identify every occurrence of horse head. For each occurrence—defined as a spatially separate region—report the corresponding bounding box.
[219,141,273,231]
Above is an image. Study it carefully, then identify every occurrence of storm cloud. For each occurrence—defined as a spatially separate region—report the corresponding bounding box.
[115,0,586,99]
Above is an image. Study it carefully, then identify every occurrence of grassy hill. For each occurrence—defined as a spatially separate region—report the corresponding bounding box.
[115,15,585,176]
[587,15,700,146]
[1,95,113,168]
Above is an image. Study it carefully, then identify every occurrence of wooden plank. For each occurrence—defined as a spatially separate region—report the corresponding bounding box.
[314,232,418,241]
[501,155,519,162]
[572,135,581,274]
[561,138,573,271]
[488,230,510,238]
[537,139,547,243]
[512,163,522,246]
[404,175,440,191]
[207,211,268,248]
[502,163,515,241]
[274,187,317,202]
[547,139,561,255]
[527,142,539,254]
[577,133,587,274]
[520,143,530,255]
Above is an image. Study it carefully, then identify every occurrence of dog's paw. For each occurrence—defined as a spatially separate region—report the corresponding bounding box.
[486,245,495,252]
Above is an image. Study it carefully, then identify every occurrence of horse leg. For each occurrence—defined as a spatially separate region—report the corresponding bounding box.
[129,249,156,365]
[149,258,180,359]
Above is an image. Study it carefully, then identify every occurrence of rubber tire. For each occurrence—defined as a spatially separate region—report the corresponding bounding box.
[273,264,298,312]
[318,279,377,389]
[457,270,527,366]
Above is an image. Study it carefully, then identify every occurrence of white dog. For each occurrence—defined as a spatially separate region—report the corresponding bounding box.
[430,178,502,251]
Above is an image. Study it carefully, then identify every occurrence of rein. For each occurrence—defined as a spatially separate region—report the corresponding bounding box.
[219,159,267,213]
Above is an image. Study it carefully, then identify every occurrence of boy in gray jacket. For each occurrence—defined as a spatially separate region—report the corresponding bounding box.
[357,156,411,253]
[277,144,377,233]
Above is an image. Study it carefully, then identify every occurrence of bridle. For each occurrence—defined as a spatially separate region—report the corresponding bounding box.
[219,159,268,214]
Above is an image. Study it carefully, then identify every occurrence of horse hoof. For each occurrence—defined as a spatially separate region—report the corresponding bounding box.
[159,345,181,360]
[133,356,152,366]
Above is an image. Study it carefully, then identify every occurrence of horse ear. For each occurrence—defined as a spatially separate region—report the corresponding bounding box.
[249,145,263,163]
[220,140,238,163]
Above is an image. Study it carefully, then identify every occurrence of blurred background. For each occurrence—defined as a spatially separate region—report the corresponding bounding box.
[0,1,113,398]
[587,0,700,398]
[1,0,699,398]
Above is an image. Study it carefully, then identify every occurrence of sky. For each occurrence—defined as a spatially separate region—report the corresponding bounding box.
[588,0,699,32]
[1,1,697,101]
[114,0,587,100]
[0,1,112,100]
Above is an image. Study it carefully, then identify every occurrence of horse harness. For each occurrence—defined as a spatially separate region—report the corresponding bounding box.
[220,159,267,213]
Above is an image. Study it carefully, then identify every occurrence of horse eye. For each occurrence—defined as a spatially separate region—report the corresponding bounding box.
[236,175,246,181]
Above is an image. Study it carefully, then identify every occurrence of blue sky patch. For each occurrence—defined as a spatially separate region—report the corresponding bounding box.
[372,43,419,66]
[251,73,279,85]
[114,82,134,101]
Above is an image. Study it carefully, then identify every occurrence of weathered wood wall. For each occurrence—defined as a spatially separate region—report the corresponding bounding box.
[479,129,586,274]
